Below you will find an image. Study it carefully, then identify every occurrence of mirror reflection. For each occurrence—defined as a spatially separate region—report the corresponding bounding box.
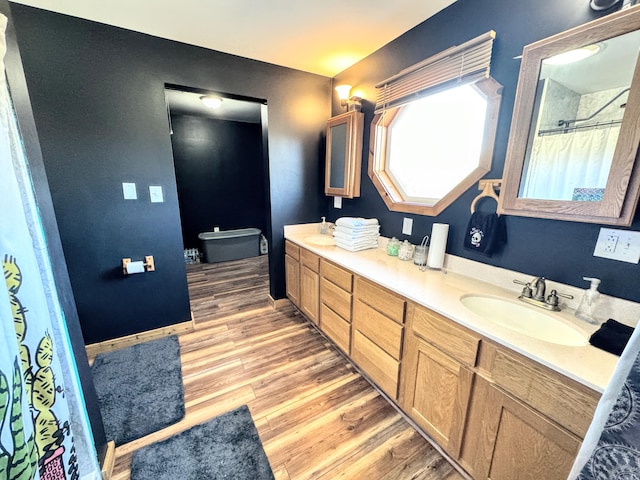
[519,29,640,201]
[328,123,348,189]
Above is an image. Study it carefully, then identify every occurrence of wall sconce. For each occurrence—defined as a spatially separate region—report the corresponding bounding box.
[590,0,637,9]
[200,95,223,109]
[335,84,363,112]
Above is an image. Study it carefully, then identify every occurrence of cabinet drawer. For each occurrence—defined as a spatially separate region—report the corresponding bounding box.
[320,260,353,292]
[411,305,479,367]
[320,279,352,321]
[300,248,319,272]
[285,240,300,260]
[486,344,599,438]
[355,277,405,324]
[353,300,403,360]
[351,330,400,399]
[320,304,351,354]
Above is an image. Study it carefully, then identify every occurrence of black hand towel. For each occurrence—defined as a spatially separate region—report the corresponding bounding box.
[589,319,635,356]
[463,211,506,257]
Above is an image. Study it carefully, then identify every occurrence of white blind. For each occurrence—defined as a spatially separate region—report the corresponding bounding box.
[374,31,496,113]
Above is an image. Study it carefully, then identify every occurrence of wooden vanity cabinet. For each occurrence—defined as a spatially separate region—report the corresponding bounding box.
[400,303,480,458]
[284,243,602,479]
[284,240,300,308]
[319,259,353,354]
[351,277,406,400]
[299,248,320,324]
[461,376,581,480]
[458,341,600,480]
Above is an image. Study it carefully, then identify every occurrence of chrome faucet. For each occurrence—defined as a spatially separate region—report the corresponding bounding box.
[513,277,573,312]
[531,277,546,301]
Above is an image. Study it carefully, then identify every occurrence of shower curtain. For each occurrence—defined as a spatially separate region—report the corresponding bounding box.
[569,326,640,479]
[0,14,99,480]
[521,126,619,201]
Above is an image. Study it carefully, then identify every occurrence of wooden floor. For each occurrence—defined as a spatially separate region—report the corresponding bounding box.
[111,255,465,480]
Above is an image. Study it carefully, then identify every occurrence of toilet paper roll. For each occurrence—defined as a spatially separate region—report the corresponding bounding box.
[427,223,449,270]
[126,260,145,274]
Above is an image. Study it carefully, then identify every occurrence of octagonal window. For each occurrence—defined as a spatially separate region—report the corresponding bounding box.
[369,77,503,216]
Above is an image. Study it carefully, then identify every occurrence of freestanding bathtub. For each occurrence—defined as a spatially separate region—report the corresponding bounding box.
[198,228,261,263]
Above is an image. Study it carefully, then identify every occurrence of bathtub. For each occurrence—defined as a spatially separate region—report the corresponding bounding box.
[198,228,262,263]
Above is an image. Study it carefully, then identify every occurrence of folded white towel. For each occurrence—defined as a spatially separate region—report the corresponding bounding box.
[333,225,380,237]
[334,238,379,249]
[335,217,379,228]
[333,229,380,242]
[334,240,378,252]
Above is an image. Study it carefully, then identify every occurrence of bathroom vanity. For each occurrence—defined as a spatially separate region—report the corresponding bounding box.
[284,225,621,480]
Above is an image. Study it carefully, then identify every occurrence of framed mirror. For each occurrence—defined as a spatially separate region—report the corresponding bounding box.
[325,110,363,198]
[499,7,640,225]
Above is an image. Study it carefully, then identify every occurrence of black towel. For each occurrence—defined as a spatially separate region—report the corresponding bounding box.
[589,319,635,356]
[463,211,506,257]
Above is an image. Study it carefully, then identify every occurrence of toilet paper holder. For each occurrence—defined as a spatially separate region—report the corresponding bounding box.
[122,256,155,275]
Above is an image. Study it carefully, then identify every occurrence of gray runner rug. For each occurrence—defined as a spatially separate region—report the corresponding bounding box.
[130,405,274,480]
[90,335,185,445]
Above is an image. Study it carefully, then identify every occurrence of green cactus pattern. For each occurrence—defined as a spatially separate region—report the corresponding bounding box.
[0,369,9,478]
[2,255,77,479]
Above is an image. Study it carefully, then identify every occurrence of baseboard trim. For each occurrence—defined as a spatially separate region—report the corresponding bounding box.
[268,295,290,310]
[100,441,116,480]
[86,317,195,358]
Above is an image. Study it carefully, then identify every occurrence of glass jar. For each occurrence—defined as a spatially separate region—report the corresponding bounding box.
[386,237,400,256]
[398,240,414,260]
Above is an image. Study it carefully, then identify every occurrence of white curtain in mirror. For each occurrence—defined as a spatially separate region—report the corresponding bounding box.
[521,126,619,200]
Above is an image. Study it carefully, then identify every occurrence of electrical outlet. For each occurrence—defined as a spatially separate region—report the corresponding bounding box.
[593,228,640,263]
[604,234,618,253]
[402,218,413,235]
[333,196,342,209]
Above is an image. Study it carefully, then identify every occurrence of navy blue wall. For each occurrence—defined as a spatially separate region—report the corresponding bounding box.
[170,114,267,249]
[331,0,640,303]
[11,4,330,343]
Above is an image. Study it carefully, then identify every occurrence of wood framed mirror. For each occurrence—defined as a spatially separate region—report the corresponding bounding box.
[325,110,363,198]
[499,7,640,225]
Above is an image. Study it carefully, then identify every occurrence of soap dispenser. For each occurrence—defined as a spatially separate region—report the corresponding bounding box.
[575,277,601,325]
[320,217,328,235]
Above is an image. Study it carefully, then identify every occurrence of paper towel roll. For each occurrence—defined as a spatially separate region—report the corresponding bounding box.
[126,260,145,274]
[427,223,449,270]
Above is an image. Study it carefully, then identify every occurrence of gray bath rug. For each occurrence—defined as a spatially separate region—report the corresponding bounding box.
[130,405,275,480]
[90,335,185,445]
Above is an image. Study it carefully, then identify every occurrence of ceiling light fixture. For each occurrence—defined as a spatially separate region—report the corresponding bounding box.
[543,44,601,65]
[200,95,223,109]
[335,84,363,111]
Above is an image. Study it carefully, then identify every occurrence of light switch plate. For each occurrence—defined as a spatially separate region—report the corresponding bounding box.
[402,218,413,235]
[149,185,164,203]
[122,182,137,200]
[333,196,342,209]
[593,228,640,264]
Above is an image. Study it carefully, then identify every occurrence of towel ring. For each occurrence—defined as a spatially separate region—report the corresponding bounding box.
[470,179,502,215]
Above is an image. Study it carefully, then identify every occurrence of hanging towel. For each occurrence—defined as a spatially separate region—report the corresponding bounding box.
[463,211,506,257]
[589,319,635,356]
[335,217,379,228]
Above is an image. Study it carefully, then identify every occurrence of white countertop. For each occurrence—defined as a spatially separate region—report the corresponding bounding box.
[285,224,622,393]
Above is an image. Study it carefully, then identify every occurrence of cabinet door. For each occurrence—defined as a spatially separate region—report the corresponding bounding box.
[401,336,473,458]
[470,379,581,480]
[285,254,300,308]
[300,265,319,324]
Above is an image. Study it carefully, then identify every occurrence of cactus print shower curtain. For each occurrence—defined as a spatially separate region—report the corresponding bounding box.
[0,14,99,480]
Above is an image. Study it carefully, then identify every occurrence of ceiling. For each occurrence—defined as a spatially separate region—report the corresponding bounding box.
[12,0,456,77]
[166,89,262,123]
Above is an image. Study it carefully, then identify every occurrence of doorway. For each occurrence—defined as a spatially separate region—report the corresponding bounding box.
[164,85,272,270]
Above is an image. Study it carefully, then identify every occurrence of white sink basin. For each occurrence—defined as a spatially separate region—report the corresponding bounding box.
[460,295,587,347]
[305,235,335,246]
